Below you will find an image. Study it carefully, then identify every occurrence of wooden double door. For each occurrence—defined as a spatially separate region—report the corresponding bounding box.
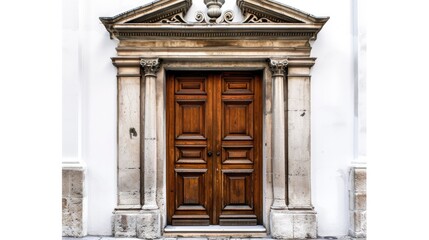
[167,71,262,226]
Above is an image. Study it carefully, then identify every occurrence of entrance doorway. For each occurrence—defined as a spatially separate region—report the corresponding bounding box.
[166,71,263,226]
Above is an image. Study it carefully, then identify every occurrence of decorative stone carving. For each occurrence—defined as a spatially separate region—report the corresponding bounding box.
[157,13,186,23]
[243,13,273,23]
[140,59,161,77]
[269,59,288,76]
[195,0,234,23]
[205,0,224,20]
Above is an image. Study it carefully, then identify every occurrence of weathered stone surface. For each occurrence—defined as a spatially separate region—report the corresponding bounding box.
[114,214,138,237]
[293,213,317,239]
[137,210,161,239]
[62,167,87,237]
[117,191,141,206]
[353,168,366,192]
[270,210,317,239]
[287,70,312,210]
[117,76,141,170]
[270,210,293,239]
[350,192,366,210]
[118,169,140,192]
[349,167,367,238]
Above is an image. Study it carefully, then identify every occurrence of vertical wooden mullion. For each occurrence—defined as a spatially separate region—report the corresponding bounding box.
[206,72,214,225]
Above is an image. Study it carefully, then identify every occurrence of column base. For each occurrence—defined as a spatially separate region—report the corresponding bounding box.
[137,209,161,239]
[113,209,161,239]
[270,209,317,239]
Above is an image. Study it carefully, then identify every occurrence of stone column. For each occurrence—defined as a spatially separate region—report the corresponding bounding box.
[138,58,161,239]
[269,58,288,210]
[268,58,292,239]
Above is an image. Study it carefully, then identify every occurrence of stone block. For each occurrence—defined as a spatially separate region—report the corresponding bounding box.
[350,192,366,210]
[114,214,137,237]
[293,213,317,239]
[349,210,366,238]
[137,210,161,239]
[62,170,70,196]
[349,167,366,238]
[118,191,141,206]
[270,210,293,239]
[118,168,141,192]
[352,168,366,192]
[62,167,87,237]
[70,170,84,197]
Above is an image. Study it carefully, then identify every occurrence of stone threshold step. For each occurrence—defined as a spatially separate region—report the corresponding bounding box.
[164,225,267,233]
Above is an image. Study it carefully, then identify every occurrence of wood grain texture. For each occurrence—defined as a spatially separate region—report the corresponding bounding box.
[167,71,262,225]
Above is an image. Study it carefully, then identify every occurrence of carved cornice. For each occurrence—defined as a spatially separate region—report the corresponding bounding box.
[269,59,288,77]
[100,0,329,41]
[140,59,161,77]
[113,25,317,40]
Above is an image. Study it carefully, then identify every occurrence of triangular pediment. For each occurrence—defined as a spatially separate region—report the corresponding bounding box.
[100,0,329,40]
[100,0,191,25]
[238,0,328,24]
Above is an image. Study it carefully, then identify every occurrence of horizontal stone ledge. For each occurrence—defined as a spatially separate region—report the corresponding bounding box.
[114,204,142,211]
[117,74,142,77]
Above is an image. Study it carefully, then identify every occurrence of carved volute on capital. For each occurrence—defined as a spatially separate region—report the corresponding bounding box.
[140,58,161,77]
[269,59,288,77]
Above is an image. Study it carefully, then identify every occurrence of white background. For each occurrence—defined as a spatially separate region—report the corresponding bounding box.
[1,0,428,239]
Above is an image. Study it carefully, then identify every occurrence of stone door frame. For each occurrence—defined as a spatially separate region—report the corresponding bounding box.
[101,0,328,238]
[111,56,317,239]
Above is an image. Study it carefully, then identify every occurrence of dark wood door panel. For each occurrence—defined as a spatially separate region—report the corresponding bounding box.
[175,145,207,164]
[167,71,261,226]
[221,169,254,210]
[174,169,209,210]
[222,145,254,165]
[175,76,207,95]
[175,98,207,140]
[222,96,254,141]
[222,76,254,95]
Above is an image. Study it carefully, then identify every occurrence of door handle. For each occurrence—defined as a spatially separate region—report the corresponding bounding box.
[216,151,221,156]
[208,151,213,157]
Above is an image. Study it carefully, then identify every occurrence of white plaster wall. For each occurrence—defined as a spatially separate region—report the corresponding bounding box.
[62,0,356,236]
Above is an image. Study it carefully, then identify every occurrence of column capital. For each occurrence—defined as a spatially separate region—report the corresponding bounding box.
[269,58,288,77]
[140,58,161,77]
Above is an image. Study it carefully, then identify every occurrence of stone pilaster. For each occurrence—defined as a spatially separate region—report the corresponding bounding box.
[115,59,142,209]
[140,58,160,210]
[139,58,162,239]
[270,58,318,239]
[269,58,288,210]
[349,167,367,238]
[268,58,290,239]
[286,61,313,210]
[111,58,143,238]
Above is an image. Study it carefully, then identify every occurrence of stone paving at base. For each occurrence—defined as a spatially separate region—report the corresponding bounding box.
[63,236,363,240]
